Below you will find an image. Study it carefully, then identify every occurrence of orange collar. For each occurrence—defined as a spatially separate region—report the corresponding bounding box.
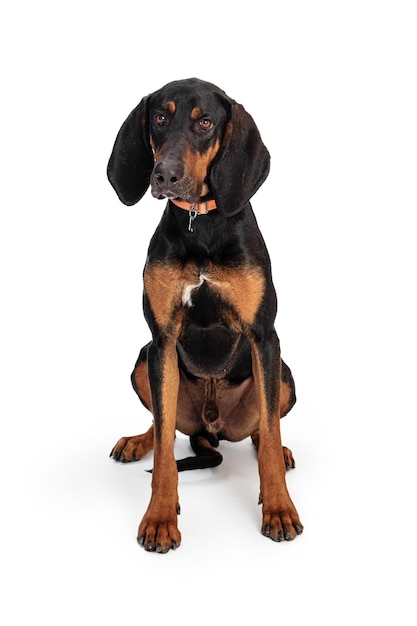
[170,198,217,214]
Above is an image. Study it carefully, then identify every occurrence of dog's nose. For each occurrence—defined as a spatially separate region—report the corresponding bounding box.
[153,161,183,186]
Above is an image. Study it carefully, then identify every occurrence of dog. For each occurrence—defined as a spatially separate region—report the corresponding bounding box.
[107,77,303,552]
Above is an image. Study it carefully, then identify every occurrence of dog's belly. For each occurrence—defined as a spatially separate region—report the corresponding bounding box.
[176,372,259,442]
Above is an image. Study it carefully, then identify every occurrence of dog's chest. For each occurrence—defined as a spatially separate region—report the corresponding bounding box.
[144,261,265,328]
[181,272,210,307]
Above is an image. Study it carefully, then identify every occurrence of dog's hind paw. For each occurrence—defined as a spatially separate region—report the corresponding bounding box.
[282,446,296,470]
[110,427,154,462]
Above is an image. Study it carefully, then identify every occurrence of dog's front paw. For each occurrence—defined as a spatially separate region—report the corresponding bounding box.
[261,501,303,542]
[137,509,181,553]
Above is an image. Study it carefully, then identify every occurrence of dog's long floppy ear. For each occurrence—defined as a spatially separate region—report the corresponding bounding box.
[210,99,270,216]
[107,96,154,206]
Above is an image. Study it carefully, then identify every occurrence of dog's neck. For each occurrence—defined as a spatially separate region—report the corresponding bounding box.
[170,198,217,214]
[170,198,218,232]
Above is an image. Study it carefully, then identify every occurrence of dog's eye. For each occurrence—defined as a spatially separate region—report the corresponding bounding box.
[199,118,213,131]
[155,114,167,126]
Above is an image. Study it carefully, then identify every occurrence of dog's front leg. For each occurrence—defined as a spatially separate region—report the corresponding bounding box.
[251,334,303,542]
[137,339,181,553]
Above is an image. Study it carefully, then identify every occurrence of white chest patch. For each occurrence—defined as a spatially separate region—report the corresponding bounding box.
[182,273,208,307]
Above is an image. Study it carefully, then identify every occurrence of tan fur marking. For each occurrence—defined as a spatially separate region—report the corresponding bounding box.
[144,262,199,328]
[160,342,180,423]
[165,100,176,113]
[183,140,221,195]
[133,360,152,410]
[191,106,202,120]
[280,381,292,415]
[145,261,264,328]
[205,264,265,325]
[152,146,162,162]
[144,263,181,328]
[250,344,269,423]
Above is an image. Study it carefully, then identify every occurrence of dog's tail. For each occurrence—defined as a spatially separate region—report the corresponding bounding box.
[176,431,223,471]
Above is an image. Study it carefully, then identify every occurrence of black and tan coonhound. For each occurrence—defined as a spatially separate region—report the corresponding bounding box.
[107,77,303,552]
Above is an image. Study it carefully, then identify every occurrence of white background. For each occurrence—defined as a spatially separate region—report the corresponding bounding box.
[1,1,416,624]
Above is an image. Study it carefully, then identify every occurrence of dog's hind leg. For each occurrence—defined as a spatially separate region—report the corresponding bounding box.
[251,360,297,470]
[110,343,155,462]
[251,430,295,471]
[131,342,152,410]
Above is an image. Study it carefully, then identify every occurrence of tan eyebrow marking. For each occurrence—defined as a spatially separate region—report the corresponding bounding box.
[191,106,202,120]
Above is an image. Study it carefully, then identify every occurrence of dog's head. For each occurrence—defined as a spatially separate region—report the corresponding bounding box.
[107,78,270,216]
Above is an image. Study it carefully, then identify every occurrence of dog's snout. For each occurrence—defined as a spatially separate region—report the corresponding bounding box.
[150,156,191,201]
[154,161,183,186]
